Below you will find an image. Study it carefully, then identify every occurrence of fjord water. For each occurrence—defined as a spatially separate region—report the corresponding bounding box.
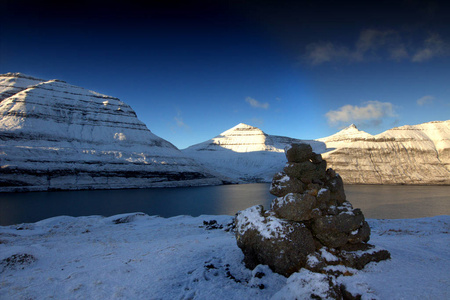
[1,184,449,226]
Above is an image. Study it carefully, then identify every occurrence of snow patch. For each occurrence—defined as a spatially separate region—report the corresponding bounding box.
[319,248,339,262]
[236,205,291,239]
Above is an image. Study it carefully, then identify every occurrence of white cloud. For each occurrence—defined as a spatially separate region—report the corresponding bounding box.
[412,34,449,62]
[245,97,269,109]
[416,95,434,106]
[304,30,448,65]
[354,29,397,59]
[389,45,409,61]
[174,109,189,129]
[304,29,403,65]
[326,101,396,126]
[304,42,350,65]
[174,116,187,127]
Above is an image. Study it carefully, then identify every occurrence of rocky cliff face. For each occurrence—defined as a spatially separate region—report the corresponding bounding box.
[183,123,326,182]
[184,122,450,185]
[0,73,221,191]
[318,121,450,185]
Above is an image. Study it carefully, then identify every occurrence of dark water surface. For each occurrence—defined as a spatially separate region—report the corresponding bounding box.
[1,184,449,225]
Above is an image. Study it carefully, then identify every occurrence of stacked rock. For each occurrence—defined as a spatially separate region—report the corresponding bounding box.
[235,143,390,278]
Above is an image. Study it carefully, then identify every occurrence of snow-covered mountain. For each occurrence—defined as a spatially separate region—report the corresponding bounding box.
[183,121,450,185]
[0,73,221,191]
[182,123,326,182]
[318,121,450,185]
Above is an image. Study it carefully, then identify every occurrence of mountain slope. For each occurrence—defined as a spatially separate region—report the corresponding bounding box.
[0,73,221,191]
[184,122,450,185]
[319,121,450,184]
[183,123,326,182]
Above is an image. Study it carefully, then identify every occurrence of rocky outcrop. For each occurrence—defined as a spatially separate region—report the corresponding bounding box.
[0,73,222,191]
[235,143,390,278]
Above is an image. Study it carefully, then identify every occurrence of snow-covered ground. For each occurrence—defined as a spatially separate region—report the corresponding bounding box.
[1,213,448,299]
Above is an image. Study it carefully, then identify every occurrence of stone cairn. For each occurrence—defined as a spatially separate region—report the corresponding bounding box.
[235,143,390,278]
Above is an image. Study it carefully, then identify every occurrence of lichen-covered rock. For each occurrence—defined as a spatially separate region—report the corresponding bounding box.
[285,143,314,163]
[269,172,304,197]
[271,193,319,222]
[235,205,315,277]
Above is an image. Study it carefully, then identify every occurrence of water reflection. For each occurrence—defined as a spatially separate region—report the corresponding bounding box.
[215,184,274,215]
[1,184,449,226]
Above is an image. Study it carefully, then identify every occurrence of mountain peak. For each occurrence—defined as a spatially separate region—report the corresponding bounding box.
[336,123,363,135]
[221,123,265,136]
[232,123,258,130]
[318,123,372,142]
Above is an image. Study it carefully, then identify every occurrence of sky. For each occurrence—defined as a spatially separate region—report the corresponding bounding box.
[1,0,449,149]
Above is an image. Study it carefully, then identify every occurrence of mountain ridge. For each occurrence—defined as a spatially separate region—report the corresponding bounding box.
[0,73,222,192]
[1,72,448,188]
[183,121,450,185]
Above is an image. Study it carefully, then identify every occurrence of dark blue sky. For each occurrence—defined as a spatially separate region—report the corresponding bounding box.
[1,0,449,148]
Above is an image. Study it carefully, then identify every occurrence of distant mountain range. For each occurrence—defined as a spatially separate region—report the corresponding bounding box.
[184,121,450,185]
[0,73,221,191]
[1,73,449,191]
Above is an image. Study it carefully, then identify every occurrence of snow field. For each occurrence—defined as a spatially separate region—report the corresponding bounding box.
[1,213,449,299]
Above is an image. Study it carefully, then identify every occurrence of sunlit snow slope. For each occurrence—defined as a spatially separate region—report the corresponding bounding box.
[183,123,326,182]
[184,122,450,185]
[319,121,450,184]
[0,73,221,191]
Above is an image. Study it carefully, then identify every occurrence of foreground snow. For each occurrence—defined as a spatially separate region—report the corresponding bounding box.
[1,213,449,299]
